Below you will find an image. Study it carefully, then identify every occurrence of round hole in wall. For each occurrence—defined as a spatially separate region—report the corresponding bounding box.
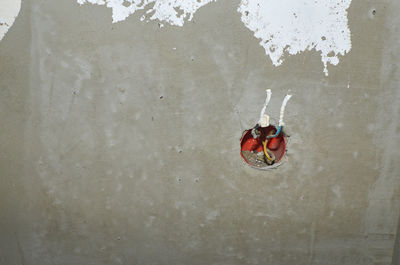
[240,125,287,170]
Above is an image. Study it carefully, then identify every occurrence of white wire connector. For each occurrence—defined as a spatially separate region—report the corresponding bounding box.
[258,89,272,127]
[278,94,292,127]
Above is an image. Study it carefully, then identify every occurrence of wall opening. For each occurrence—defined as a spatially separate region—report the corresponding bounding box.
[240,90,292,170]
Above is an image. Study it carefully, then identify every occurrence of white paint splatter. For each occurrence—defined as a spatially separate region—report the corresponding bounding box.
[0,0,21,42]
[238,0,352,75]
[77,0,215,26]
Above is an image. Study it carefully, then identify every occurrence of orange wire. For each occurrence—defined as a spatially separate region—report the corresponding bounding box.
[263,140,274,162]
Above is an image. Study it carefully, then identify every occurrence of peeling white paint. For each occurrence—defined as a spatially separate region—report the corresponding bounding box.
[0,0,21,42]
[238,0,352,75]
[77,0,215,26]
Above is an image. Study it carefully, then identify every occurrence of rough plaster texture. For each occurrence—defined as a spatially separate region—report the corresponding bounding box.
[1,0,400,264]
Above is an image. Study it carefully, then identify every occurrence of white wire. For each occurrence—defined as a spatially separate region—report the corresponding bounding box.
[258,89,272,126]
[279,94,292,127]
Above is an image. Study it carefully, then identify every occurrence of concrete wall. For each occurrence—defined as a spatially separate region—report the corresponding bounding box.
[1,0,400,264]
[394,212,400,265]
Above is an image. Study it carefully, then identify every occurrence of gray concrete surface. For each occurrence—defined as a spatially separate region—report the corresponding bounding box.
[393,211,400,265]
[1,0,400,264]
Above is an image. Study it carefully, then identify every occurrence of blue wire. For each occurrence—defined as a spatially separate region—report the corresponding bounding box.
[267,126,282,139]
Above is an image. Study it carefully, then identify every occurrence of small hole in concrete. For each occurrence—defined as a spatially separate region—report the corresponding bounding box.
[321,36,326,41]
[159,95,163,99]
[372,9,376,15]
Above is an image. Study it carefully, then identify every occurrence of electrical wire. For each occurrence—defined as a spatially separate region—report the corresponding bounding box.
[263,140,274,162]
